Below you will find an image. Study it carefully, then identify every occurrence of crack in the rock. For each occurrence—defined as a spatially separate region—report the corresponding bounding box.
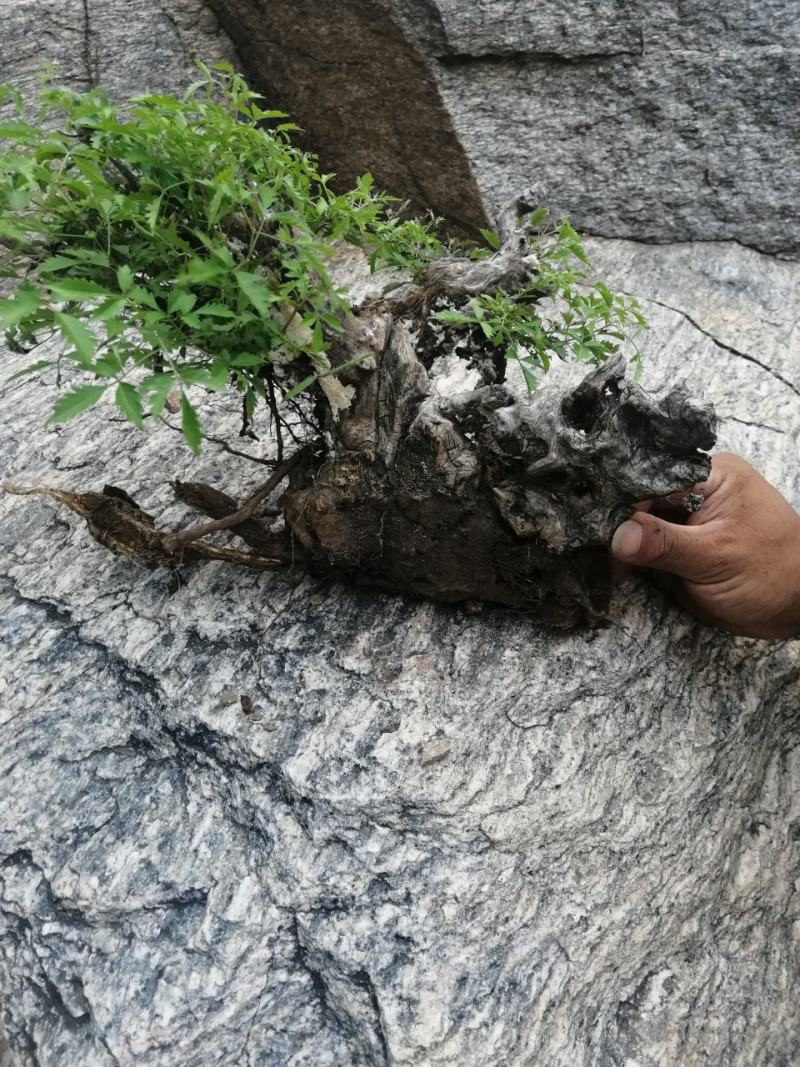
[80,0,98,88]
[718,415,786,435]
[1,576,167,712]
[157,3,189,64]
[437,48,641,68]
[592,232,799,259]
[288,918,390,1066]
[626,293,800,401]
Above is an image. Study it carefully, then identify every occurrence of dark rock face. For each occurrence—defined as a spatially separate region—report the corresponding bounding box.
[208,0,800,251]
[205,0,490,234]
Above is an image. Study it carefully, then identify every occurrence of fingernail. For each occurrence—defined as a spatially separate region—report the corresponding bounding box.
[611,520,644,559]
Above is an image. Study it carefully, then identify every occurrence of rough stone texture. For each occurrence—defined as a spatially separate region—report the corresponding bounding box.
[0,0,236,103]
[0,3,238,1062]
[204,0,490,235]
[428,3,800,252]
[208,0,800,251]
[1,240,799,1065]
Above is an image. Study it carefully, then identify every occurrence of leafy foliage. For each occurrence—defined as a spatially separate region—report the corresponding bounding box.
[0,65,646,451]
[436,213,647,391]
[0,64,443,447]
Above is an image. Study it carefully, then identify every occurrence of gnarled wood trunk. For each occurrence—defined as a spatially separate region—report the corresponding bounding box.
[285,345,715,626]
[279,212,716,625]
[4,209,717,628]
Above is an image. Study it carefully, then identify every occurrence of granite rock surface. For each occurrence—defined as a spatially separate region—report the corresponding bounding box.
[0,0,236,104]
[1,240,799,1066]
[0,3,236,1061]
[209,0,800,251]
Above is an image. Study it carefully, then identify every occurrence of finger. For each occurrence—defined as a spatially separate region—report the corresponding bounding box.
[610,511,720,582]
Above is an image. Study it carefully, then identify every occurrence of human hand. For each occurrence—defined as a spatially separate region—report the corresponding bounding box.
[610,453,800,638]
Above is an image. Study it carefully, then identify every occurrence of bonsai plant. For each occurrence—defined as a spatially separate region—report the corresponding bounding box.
[0,64,716,626]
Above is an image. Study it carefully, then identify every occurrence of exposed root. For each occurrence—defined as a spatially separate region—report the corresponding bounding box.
[171,480,305,562]
[162,448,308,551]
[2,482,290,570]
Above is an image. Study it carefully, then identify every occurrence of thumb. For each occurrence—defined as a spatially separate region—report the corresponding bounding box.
[610,512,716,581]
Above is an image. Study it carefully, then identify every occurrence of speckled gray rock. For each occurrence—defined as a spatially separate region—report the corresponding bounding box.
[2,4,800,1062]
[1,239,799,1066]
[0,0,236,102]
[425,0,800,252]
[208,0,800,251]
[0,4,235,1063]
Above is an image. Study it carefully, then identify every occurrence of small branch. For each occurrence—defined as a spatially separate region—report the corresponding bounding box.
[106,157,140,193]
[163,448,307,550]
[264,370,285,463]
[159,416,276,467]
[172,480,301,560]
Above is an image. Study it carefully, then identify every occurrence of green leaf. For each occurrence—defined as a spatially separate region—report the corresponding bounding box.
[321,312,345,332]
[140,374,174,417]
[479,227,502,250]
[596,282,613,309]
[92,297,126,321]
[130,285,159,310]
[49,384,107,423]
[180,393,202,454]
[117,264,133,291]
[230,353,264,368]
[311,319,324,354]
[194,303,236,318]
[433,309,473,325]
[0,284,41,326]
[40,255,83,273]
[47,278,115,301]
[0,120,37,138]
[179,258,222,284]
[145,195,162,233]
[520,363,539,392]
[54,312,97,366]
[283,374,316,401]
[167,291,197,315]
[115,382,144,428]
[179,361,229,391]
[69,248,110,267]
[93,350,125,377]
[236,271,274,317]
